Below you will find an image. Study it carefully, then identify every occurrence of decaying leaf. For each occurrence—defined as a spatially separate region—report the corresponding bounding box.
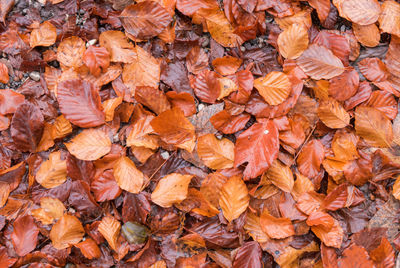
[50,214,85,249]
[151,173,193,208]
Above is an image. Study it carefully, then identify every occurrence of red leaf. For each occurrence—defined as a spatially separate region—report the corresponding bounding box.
[296,139,325,179]
[232,241,262,268]
[83,46,110,77]
[10,102,44,152]
[91,169,122,202]
[210,110,250,134]
[57,79,105,128]
[358,58,389,82]
[234,120,279,179]
[11,215,39,256]
[328,67,359,101]
[191,69,221,104]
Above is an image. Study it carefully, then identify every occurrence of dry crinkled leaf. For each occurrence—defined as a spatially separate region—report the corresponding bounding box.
[120,1,172,40]
[99,31,137,63]
[254,71,292,105]
[98,216,121,251]
[30,21,57,48]
[340,0,380,25]
[113,156,144,194]
[219,175,249,222]
[75,238,101,260]
[355,106,393,147]
[277,23,309,59]
[234,120,279,179]
[264,160,294,193]
[297,44,345,80]
[260,210,295,239]
[65,128,112,160]
[35,151,67,188]
[151,173,193,208]
[379,0,400,37]
[50,214,85,249]
[151,107,196,152]
[317,99,350,129]
[353,23,380,48]
[197,134,234,170]
[57,36,86,69]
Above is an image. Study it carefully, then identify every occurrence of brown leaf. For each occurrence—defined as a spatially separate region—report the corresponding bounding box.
[260,210,295,239]
[11,215,39,256]
[254,71,292,105]
[277,23,309,59]
[355,106,393,147]
[113,156,144,194]
[165,91,196,117]
[191,69,221,104]
[151,173,193,208]
[338,244,374,267]
[57,79,105,128]
[296,139,325,178]
[358,58,389,83]
[234,120,279,179]
[210,110,250,134]
[75,238,101,259]
[0,62,9,84]
[219,175,249,222]
[51,115,72,140]
[29,21,57,48]
[135,86,171,115]
[353,23,380,48]
[328,67,359,101]
[99,30,137,63]
[50,214,85,249]
[65,128,112,160]
[120,1,172,40]
[317,98,350,129]
[10,102,44,152]
[91,170,122,202]
[56,36,86,69]
[212,56,242,76]
[311,217,343,248]
[35,151,67,189]
[83,46,110,77]
[197,134,234,170]
[297,44,345,80]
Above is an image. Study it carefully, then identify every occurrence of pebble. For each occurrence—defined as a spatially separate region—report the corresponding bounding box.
[86,39,97,47]
[240,46,246,52]
[161,151,169,159]
[29,71,40,81]
[198,103,205,111]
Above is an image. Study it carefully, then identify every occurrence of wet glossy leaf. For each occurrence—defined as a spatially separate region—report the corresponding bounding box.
[197,134,234,170]
[210,110,250,134]
[338,244,374,267]
[151,173,193,208]
[312,217,343,248]
[50,214,85,249]
[11,215,39,256]
[277,23,309,59]
[254,71,292,105]
[340,0,380,25]
[212,56,242,76]
[0,62,9,84]
[75,238,101,260]
[296,139,324,178]
[99,31,137,63]
[91,170,122,202]
[113,156,144,194]
[232,241,262,268]
[317,98,350,129]
[260,210,295,239]
[219,175,249,222]
[83,46,110,77]
[30,21,57,48]
[57,36,86,69]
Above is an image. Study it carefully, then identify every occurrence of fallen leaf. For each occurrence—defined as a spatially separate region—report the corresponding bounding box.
[317,98,350,129]
[260,210,295,239]
[30,21,57,48]
[219,175,249,222]
[98,216,121,251]
[151,173,193,208]
[75,238,101,260]
[113,156,144,194]
[57,36,86,69]
[83,46,110,77]
[197,134,234,170]
[35,151,67,188]
[264,160,294,192]
[11,215,39,256]
[277,23,309,59]
[0,62,9,84]
[254,71,292,105]
[50,214,85,249]
[296,139,325,178]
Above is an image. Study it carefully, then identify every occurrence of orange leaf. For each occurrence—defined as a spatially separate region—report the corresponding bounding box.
[0,182,10,208]
[57,36,86,69]
[29,21,57,48]
[165,91,196,117]
[51,115,72,140]
[75,238,101,259]
[355,106,393,147]
[197,134,234,170]
[186,46,209,74]
[358,58,389,83]
[120,1,172,40]
[260,210,295,239]
[317,98,350,129]
[134,86,171,115]
[102,97,123,122]
[392,175,400,200]
[277,23,309,59]
[338,244,374,267]
[212,56,242,76]
[297,44,345,80]
[254,71,292,105]
[99,31,137,63]
[379,1,400,37]
[126,115,158,150]
[0,62,9,84]
[151,173,193,208]
[306,211,334,229]
[11,215,39,256]
[210,110,250,134]
[219,175,249,222]
[83,46,110,77]
[364,91,397,120]
[150,107,196,152]
[296,191,325,215]
[340,0,380,25]
[65,128,112,160]
[50,214,85,249]
[332,129,359,161]
[308,0,330,22]
[292,173,315,201]
[36,122,54,152]
[191,69,221,104]
[328,67,359,101]
[0,89,24,115]
[311,217,343,248]
[35,151,67,188]
[369,237,395,268]
[98,216,121,251]
[264,160,294,193]
[113,156,144,194]
[296,139,325,178]
[200,172,228,208]
[353,23,380,47]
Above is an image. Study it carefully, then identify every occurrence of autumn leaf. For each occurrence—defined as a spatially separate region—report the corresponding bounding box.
[29,21,57,48]
[260,210,295,239]
[11,215,39,256]
[355,106,394,147]
[91,170,122,202]
[234,120,279,179]
[212,56,242,76]
[210,110,250,134]
[57,36,86,69]
[51,115,72,139]
[317,99,350,129]
[83,46,110,77]
[219,175,249,222]
[338,244,374,267]
[113,156,144,194]
[65,128,112,160]
[340,0,380,26]
[50,214,85,249]
[311,217,343,248]
[379,1,400,37]
[75,238,101,259]
[99,31,137,63]
[263,160,294,193]
[151,173,193,208]
[197,134,234,170]
[277,23,309,59]
[328,67,359,101]
[254,71,292,105]
[353,23,380,48]
[35,151,67,188]
[0,62,9,84]
[297,44,345,80]
[57,79,105,128]
[296,139,325,178]
[98,216,121,251]
[191,69,221,104]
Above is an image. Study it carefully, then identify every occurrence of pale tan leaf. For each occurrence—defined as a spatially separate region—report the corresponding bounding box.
[50,214,84,249]
[113,156,144,194]
[98,216,121,251]
[197,134,234,170]
[277,23,309,59]
[297,44,345,80]
[355,106,393,147]
[379,1,400,37]
[65,128,112,160]
[254,71,292,105]
[341,0,380,25]
[219,175,249,222]
[35,151,67,189]
[317,99,350,129]
[151,173,193,208]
